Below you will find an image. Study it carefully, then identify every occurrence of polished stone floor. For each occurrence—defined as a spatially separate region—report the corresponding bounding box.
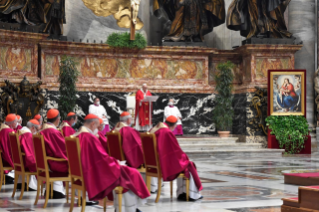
[1,153,319,212]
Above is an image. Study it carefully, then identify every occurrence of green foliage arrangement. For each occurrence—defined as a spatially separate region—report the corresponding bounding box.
[266,115,309,154]
[213,61,235,131]
[106,32,147,49]
[58,56,79,120]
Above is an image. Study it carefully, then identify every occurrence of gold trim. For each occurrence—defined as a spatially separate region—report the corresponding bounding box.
[269,71,305,116]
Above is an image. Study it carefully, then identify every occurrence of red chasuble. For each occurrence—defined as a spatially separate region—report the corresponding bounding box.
[75,127,150,201]
[39,123,68,173]
[113,122,144,168]
[19,130,37,172]
[135,89,152,126]
[150,123,203,191]
[60,121,76,137]
[14,125,22,132]
[97,131,108,153]
[0,124,14,168]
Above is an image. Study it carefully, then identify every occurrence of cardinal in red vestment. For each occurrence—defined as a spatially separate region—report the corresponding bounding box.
[0,114,17,180]
[150,116,203,201]
[39,109,68,198]
[18,119,41,190]
[14,115,23,131]
[34,114,43,129]
[59,112,77,137]
[74,114,150,210]
[135,83,153,131]
[97,118,108,153]
[112,111,144,168]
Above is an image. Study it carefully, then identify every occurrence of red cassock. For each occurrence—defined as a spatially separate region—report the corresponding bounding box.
[98,131,108,153]
[135,89,152,126]
[40,124,68,173]
[19,131,37,172]
[153,125,202,191]
[14,125,23,132]
[119,126,144,168]
[76,128,150,201]
[60,122,76,137]
[0,124,14,168]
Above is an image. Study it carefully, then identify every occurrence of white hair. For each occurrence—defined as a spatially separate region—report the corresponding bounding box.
[27,122,40,130]
[120,115,132,122]
[5,119,17,125]
[142,83,147,87]
[84,118,99,124]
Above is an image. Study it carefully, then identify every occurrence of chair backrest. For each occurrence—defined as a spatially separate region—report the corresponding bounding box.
[32,134,48,173]
[59,129,64,137]
[65,137,83,180]
[140,132,160,174]
[9,132,24,172]
[106,131,125,161]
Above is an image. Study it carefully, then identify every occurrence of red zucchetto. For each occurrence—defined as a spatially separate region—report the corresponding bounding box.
[166,115,177,124]
[67,112,76,117]
[29,119,40,125]
[47,109,59,119]
[6,114,17,122]
[120,111,131,117]
[34,114,41,120]
[99,118,103,124]
[84,114,99,120]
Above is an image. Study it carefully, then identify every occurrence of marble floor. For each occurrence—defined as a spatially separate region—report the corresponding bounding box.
[1,153,319,212]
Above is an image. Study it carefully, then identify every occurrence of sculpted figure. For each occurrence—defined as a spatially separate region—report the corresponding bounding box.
[226,0,292,38]
[153,0,226,42]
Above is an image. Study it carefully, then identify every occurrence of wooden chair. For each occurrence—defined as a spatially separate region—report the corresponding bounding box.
[65,136,123,212]
[0,149,13,191]
[32,134,70,208]
[9,132,37,199]
[140,132,189,202]
[106,131,125,161]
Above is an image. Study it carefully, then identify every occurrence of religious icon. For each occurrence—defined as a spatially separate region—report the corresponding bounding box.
[268,70,306,116]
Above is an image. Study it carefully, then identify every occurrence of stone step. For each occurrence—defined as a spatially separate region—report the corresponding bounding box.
[184,149,285,159]
[177,137,238,144]
[180,143,262,150]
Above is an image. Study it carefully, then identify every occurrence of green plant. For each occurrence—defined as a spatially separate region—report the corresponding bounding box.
[266,115,309,154]
[58,56,79,120]
[106,32,147,49]
[213,61,235,131]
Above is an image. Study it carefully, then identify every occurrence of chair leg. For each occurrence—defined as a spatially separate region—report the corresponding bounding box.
[170,181,173,198]
[12,174,19,198]
[34,180,41,205]
[0,170,4,191]
[118,192,122,212]
[43,182,50,208]
[3,173,5,185]
[69,187,75,212]
[78,190,81,207]
[19,175,26,200]
[65,182,69,203]
[185,178,189,202]
[81,192,86,212]
[155,177,162,203]
[146,176,150,192]
[50,182,53,199]
[103,197,107,212]
[26,175,30,192]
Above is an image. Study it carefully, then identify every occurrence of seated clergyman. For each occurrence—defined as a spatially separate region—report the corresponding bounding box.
[74,114,150,211]
[150,116,203,201]
[59,112,77,137]
[112,111,144,168]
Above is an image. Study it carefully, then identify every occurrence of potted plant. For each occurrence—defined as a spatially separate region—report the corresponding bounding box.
[106,32,147,51]
[266,115,310,154]
[58,55,80,120]
[213,61,235,137]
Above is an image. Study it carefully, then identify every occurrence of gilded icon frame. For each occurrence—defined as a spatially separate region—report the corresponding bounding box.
[268,70,306,117]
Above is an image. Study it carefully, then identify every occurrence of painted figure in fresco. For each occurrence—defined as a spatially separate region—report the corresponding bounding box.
[276,78,299,112]
[226,0,292,39]
[153,0,226,42]
[0,0,65,35]
[0,76,44,125]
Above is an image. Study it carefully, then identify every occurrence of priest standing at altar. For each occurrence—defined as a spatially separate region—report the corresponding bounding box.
[135,83,153,131]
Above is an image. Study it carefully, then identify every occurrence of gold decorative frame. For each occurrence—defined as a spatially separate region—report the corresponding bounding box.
[268,70,306,116]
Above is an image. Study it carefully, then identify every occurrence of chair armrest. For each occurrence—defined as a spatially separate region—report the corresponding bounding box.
[21,153,26,156]
[46,157,68,162]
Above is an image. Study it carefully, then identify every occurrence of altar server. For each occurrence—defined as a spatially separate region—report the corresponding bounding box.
[39,109,68,198]
[60,112,77,137]
[113,111,144,168]
[0,114,17,180]
[150,116,203,201]
[15,115,23,131]
[135,83,153,131]
[74,114,150,211]
[97,118,108,153]
[89,97,110,135]
[34,114,43,129]
[18,119,40,190]
[164,98,183,135]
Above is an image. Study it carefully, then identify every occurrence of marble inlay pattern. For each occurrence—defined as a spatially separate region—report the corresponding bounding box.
[208,171,279,180]
[244,166,319,176]
[230,207,281,212]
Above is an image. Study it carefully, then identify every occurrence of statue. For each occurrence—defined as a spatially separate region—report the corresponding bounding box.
[226,0,292,39]
[130,0,141,40]
[314,68,319,126]
[249,87,267,135]
[153,0,226,42]
[0,0,65,35]
[0,76,44,125]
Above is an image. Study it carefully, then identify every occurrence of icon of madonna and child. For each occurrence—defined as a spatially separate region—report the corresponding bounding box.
[273,75,302,112]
